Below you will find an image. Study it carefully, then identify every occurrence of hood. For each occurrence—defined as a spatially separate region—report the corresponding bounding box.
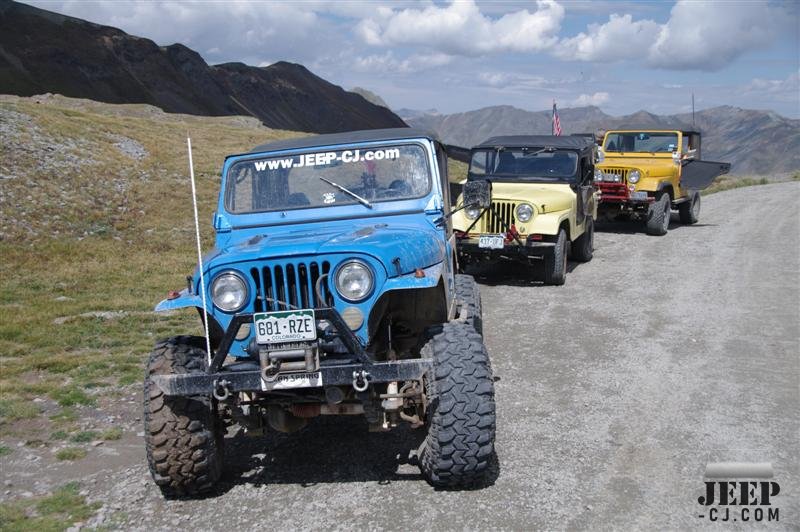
[202,221,445,277]
[489,181,574,213]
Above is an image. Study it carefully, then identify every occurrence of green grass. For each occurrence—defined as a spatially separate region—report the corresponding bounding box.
[69,431,98,443]
[0,445,11,457]
[100,427,123,441]
[0,400,40,423]
[705,176,770,195]
[54,448,87,461]
[0,482,99,531]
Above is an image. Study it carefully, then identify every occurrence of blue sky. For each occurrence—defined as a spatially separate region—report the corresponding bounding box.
[30,0,800,117]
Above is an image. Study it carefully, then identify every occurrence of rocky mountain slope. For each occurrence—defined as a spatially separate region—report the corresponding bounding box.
[0,1,405,133]
[410,105,800,175]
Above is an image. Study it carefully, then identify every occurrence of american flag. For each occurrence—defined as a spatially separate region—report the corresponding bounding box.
[552,100,562,136]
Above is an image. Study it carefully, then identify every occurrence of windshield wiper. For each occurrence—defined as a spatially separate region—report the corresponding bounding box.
[318,177,372,209]
[522,146,555,157]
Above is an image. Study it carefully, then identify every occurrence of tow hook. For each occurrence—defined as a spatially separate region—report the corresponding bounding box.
[352,370,370,392]
[212,379,231,401]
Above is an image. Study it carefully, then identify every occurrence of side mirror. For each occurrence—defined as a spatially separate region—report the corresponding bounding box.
[463,180,492,209]
[596,149,605,163]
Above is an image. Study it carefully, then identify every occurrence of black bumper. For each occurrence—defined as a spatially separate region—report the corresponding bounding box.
[152,308,432,397]
[151,359,431,396]
[457,239,556,261]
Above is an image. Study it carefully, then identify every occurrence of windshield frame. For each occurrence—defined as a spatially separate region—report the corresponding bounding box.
[223,141,433,216]
[467,146,581,183]
[602,131,680,154]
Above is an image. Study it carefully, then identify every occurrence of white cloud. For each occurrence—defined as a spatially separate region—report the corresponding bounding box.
[571,92,610,106]
[557,0,788,71]
[352,52,453,74]
[648,1,780,70]
[556,14,659,62]
[355,0,564,56]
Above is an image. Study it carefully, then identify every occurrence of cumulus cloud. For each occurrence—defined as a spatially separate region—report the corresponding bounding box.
[355,0,564,56]
[571,92,610,106]
[557,0,788,71]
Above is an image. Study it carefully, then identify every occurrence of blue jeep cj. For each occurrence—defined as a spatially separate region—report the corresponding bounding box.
[144,128,496,496]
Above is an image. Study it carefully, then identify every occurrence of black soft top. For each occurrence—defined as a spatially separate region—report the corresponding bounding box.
[250,128,439,154]
[474,135,594,153]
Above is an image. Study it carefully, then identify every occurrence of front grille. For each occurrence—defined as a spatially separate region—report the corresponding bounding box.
[484,201,516,233]
[600,167,630,182]
[249,260,334,311]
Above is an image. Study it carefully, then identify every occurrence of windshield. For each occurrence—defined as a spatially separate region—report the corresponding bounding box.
[468,148,578,181]
[225,144,431,214]
[604,132,678,153]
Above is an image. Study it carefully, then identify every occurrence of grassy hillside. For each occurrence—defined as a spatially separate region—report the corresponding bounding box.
[0,95,466,434]
[0,94,302,430]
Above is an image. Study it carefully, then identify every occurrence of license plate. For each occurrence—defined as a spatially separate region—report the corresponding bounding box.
[253,309,316,344]
[631,191,648,201]
[262,371,323,391]
[478,234,505,249]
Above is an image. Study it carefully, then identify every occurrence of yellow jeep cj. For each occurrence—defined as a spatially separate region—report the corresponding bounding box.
[595,129,730,235]
[452,135,597,285]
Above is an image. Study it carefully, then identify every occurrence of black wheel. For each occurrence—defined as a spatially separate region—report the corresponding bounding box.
[544,228,567,285]
[646,192,671,236]
[144,336,223,497]
[419,322,496,488]
[454,274,482,335]
[571,218,594,263]
[678,191,700,224]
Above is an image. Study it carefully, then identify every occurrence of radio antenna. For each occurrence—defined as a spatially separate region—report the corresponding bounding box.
[692,92,696,127]
[187,137,212,364]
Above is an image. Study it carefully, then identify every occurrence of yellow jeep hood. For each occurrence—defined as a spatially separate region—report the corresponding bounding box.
[600,155,677,171]
[489,181,573,213]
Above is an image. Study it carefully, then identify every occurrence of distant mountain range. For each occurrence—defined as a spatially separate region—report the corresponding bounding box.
[408,105,800,175]
[0,1,405,133]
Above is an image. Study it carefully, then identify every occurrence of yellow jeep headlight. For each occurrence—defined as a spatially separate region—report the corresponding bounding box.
[515,203,534,222]
[465,205,481,220]
[628,170,641,184]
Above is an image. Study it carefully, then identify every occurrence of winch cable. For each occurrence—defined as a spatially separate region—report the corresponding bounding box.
[187,137,213,365]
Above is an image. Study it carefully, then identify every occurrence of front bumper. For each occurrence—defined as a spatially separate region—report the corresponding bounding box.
[457,238,556,261]
[596,182,653,205]
[151,308,432,397]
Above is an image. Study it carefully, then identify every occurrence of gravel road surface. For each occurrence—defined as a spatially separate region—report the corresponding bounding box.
[2,182,798,529]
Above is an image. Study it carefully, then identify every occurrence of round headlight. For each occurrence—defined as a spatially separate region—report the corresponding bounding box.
[335,260,374,302]
[211,271,248,312]
[594,168,603,182]
[515,203,533,222]
[628,170,641,184]
[465,205,481,220]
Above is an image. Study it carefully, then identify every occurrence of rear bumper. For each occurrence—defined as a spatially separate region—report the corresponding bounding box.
[457,239,556,261]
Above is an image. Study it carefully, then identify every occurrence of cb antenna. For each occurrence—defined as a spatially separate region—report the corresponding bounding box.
[692,92,696,127]
[187,137,213,364]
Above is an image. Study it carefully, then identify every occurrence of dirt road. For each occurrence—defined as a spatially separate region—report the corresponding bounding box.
[2,182,798,529]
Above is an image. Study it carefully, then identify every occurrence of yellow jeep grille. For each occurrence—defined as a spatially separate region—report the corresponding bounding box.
[473,201,516,234]
[599,167,630,182]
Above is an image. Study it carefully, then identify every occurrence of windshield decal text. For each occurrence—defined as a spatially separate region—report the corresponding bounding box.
[255,148,401,172]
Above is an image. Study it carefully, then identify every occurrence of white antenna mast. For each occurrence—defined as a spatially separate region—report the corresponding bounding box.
[187,137,213,364]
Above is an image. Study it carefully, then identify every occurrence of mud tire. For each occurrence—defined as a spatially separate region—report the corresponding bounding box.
[454,274,483,335]
[144,336,223,498]
[679,191,701,225]
[646,192,671,236]
[544,229,568,285]
[419,322,496,488]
